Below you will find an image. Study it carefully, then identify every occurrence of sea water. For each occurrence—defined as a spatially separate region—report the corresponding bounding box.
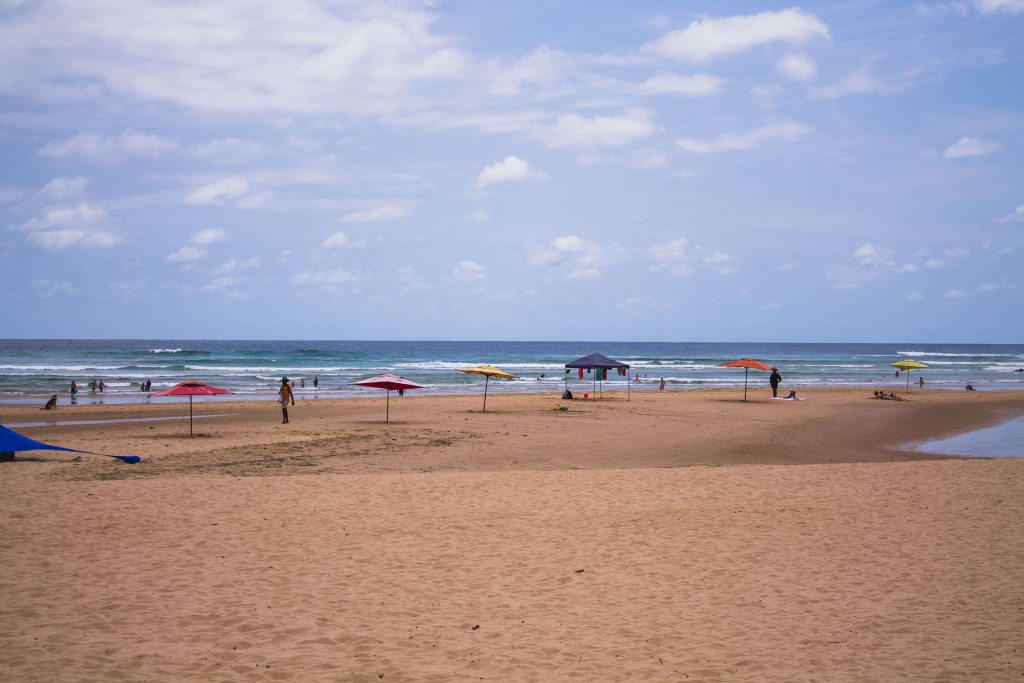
[914,416,1024,458]
[0,339,1021,405]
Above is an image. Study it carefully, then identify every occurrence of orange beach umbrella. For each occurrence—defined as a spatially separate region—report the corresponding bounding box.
[716,358,774,401]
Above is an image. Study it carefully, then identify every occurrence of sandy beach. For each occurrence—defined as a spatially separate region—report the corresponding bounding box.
[2,388,1023,681]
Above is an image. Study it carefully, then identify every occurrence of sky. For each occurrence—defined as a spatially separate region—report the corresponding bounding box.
[0,0,1022,343]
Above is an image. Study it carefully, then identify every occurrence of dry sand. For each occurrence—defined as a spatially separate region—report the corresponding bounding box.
[1,388,1023,681]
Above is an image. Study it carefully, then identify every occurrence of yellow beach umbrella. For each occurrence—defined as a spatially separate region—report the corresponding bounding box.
[890,359,929,392]
[459,364,516,412]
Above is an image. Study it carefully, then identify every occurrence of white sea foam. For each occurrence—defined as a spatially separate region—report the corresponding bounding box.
[898,351,1017,358]
[151,348,183,353]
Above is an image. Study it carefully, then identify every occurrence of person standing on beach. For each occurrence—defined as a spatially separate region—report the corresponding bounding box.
[278,377,294,424]
[770,367,782,398]
[98,379,105,393]
[313,376,319,389]
[918,377,925,389]
[89,378,97,392]
[659,377,665,391]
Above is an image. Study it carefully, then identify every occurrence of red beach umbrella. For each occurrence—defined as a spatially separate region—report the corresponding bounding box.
[152,380,233,435]
[352,373,426,423]
[715,358,774,402]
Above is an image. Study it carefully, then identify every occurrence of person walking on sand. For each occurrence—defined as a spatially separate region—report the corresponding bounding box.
[770,367,782,398]
[278,377,295,424]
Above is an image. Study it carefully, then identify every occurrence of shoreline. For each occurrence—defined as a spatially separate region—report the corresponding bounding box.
[1,378,1018,408]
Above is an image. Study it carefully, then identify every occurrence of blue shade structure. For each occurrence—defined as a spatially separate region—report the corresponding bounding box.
[0,424,140,464]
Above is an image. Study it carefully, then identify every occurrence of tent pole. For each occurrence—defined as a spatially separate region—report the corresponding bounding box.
[628,366,630,401]
[386,388,390,423]
[743,368,749,401]
[483,375,489,412]
[189,395,194,435]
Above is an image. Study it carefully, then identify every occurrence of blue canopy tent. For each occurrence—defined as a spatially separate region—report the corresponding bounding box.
[0,424,140,463]
[565,352,631,400]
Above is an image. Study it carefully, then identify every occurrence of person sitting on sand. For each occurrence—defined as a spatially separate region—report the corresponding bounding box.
[784,390,798,399]
[42,394,58,410]
[561,388,573,400]
[965,383,975,391]
[888,392,903,401]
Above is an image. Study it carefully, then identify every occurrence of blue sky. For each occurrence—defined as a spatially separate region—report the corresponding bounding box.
[1,1,1021,342]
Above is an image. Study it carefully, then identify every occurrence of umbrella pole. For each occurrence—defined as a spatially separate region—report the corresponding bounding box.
[483,375,489,412]
[907,372,911,393]
[386,388,390,423]
[628,369,630,402]
[744,368,749,401]
[189,395,194,435]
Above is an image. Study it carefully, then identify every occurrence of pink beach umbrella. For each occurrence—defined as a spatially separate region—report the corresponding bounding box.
[352,373,426,423]
[152,380,233,435]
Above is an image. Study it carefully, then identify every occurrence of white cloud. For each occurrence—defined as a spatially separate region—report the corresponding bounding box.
[527,235,622,278]
[676,121,810,153]
[759,302,780,310]
[467,209,490,223]
[18,203,107,231]
[567,268,601,280]
[905,291,924,301]
[321,230,366,248]
[452,259,486,281]
[776,261,799,272]
[995,205,1024,223]
[775,53,817,81]
[638,73,723,97]
[942,289,968,298]
[810,68,887,99]
[292,269,360,287]
[476,156,546,189]
[650,238,689,264]
[853,242,895,267]
[166,245,207,263]
[1,3,472,116]
[191,228,226,245]
[192,137,262,164]
[703,251,737,275]
[183,176,251,206]
[36,176,88,200]
[340,204,410,223]
[644,8,829,62]
[38,130,176,162]
[975,0,1024,13]
[543,110,655,148]
[942,136,1000,159]
[28,229,120,251]
[214,256,261,274]
[203,276,244,293]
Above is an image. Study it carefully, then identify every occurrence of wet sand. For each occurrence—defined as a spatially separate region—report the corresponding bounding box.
[1,388,1022,680]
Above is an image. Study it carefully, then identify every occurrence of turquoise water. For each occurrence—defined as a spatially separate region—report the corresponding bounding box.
[0,339,1021,405]
[915,416,1024,458]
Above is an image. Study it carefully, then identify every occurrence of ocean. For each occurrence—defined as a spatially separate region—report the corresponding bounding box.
[0,339,1022,406]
